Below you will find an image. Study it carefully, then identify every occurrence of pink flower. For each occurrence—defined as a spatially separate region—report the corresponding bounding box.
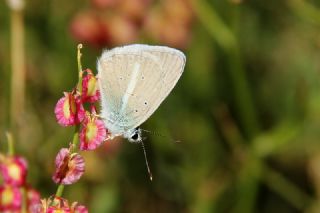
[79,116,107,151]
[38,196,88,213]
[81,69,100,103]
[71,202,88,213]
[91,0,117,9]
[0,185,22,212]
[48,206,71,213]
[26,187,41,212]
[55,92,85,126]
[52,148,85,185]
[69,11,112,48]
[0,155,27,186]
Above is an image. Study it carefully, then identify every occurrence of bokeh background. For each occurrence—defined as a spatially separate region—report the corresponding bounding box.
[1,0,320,212]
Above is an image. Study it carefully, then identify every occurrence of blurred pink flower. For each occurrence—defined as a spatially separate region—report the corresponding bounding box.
[0,185,22,212]
[70,0,194,48]
[52,148,85,185]
[48,206,71,213]
[91,0,118,9]
[55,92,85,126]
[118,0,152,23]
[70,11,111,48]
[80,116,107,151]
[0,155,27,186]
[71,202,88,213]
[107,15,138,46]
[81,69,100,103]
[27,187,41,211]
[162,0,193,26]
[39,196,88,213]
[144,9,191,49]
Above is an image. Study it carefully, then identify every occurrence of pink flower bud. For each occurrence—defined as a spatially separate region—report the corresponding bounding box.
[55,92,85,126]
[71,202,88,213]
[80,116,107,151]
[52,148,85,185]
[81,69,100,103]
[27,187,41,211]
[38,196,88,213]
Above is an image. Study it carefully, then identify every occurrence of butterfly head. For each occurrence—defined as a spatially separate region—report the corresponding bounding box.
[125,127,142,143]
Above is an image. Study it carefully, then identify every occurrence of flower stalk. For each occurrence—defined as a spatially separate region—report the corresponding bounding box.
[54,44,84,198]
[6,132,14,156]
[77,43,83,95]
[8,0,25,130]
[55,185,64,198]
[51,44,104,211]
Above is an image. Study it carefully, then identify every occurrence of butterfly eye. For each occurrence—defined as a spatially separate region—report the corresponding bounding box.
[131,133,139,141]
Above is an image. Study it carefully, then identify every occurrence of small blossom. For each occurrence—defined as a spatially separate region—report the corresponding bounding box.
[91,0,117,9]
[108,15,138,45]
[52,148,85,185]
[55,92,85,126]
[38,196,88,213]
[80,116,107,151]
[48,206,71,213]
[0,155,27,186]
[81,69,100,103]
[70,11,112,48]
[26,187,41,212]
[0,185,22,212]
[71,202,88,213]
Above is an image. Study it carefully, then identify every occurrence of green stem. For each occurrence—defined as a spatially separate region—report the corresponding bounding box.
[21,187,27,213]
[54,124,80,197]
[54,44,84,198]
[262,164,313,211]
[77,44,83,94]
[71,125,80,152]
[55,184,65,197]
[190,0,236,51]
[192,0,259,138]
[9,3,25,130]
[5,132,15,156]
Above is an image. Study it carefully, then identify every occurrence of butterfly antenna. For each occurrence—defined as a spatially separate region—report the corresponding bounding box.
[141,129,181,143]
[140,140,153,181]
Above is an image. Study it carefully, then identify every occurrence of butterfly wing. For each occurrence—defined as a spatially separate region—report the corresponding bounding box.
[97,44,186,135]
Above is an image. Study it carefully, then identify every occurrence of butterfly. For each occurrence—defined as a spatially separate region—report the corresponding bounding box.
[97,44,186,143]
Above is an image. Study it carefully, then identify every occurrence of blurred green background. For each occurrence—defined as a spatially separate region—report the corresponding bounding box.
[2,0,320,212]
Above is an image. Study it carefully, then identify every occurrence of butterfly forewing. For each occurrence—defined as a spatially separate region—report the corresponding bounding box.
[97,45,186,135]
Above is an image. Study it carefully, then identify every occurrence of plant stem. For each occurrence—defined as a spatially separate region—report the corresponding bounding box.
[5,132,15,156]
[9,3,25,130]
[21,187,27,213]
[54,124,80,197]
[77,44,83,94]
[54,44,83,198]
[55,184,65,197]
[191,0,259,138]
[71,125,80,152]
[262,164,313,211]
